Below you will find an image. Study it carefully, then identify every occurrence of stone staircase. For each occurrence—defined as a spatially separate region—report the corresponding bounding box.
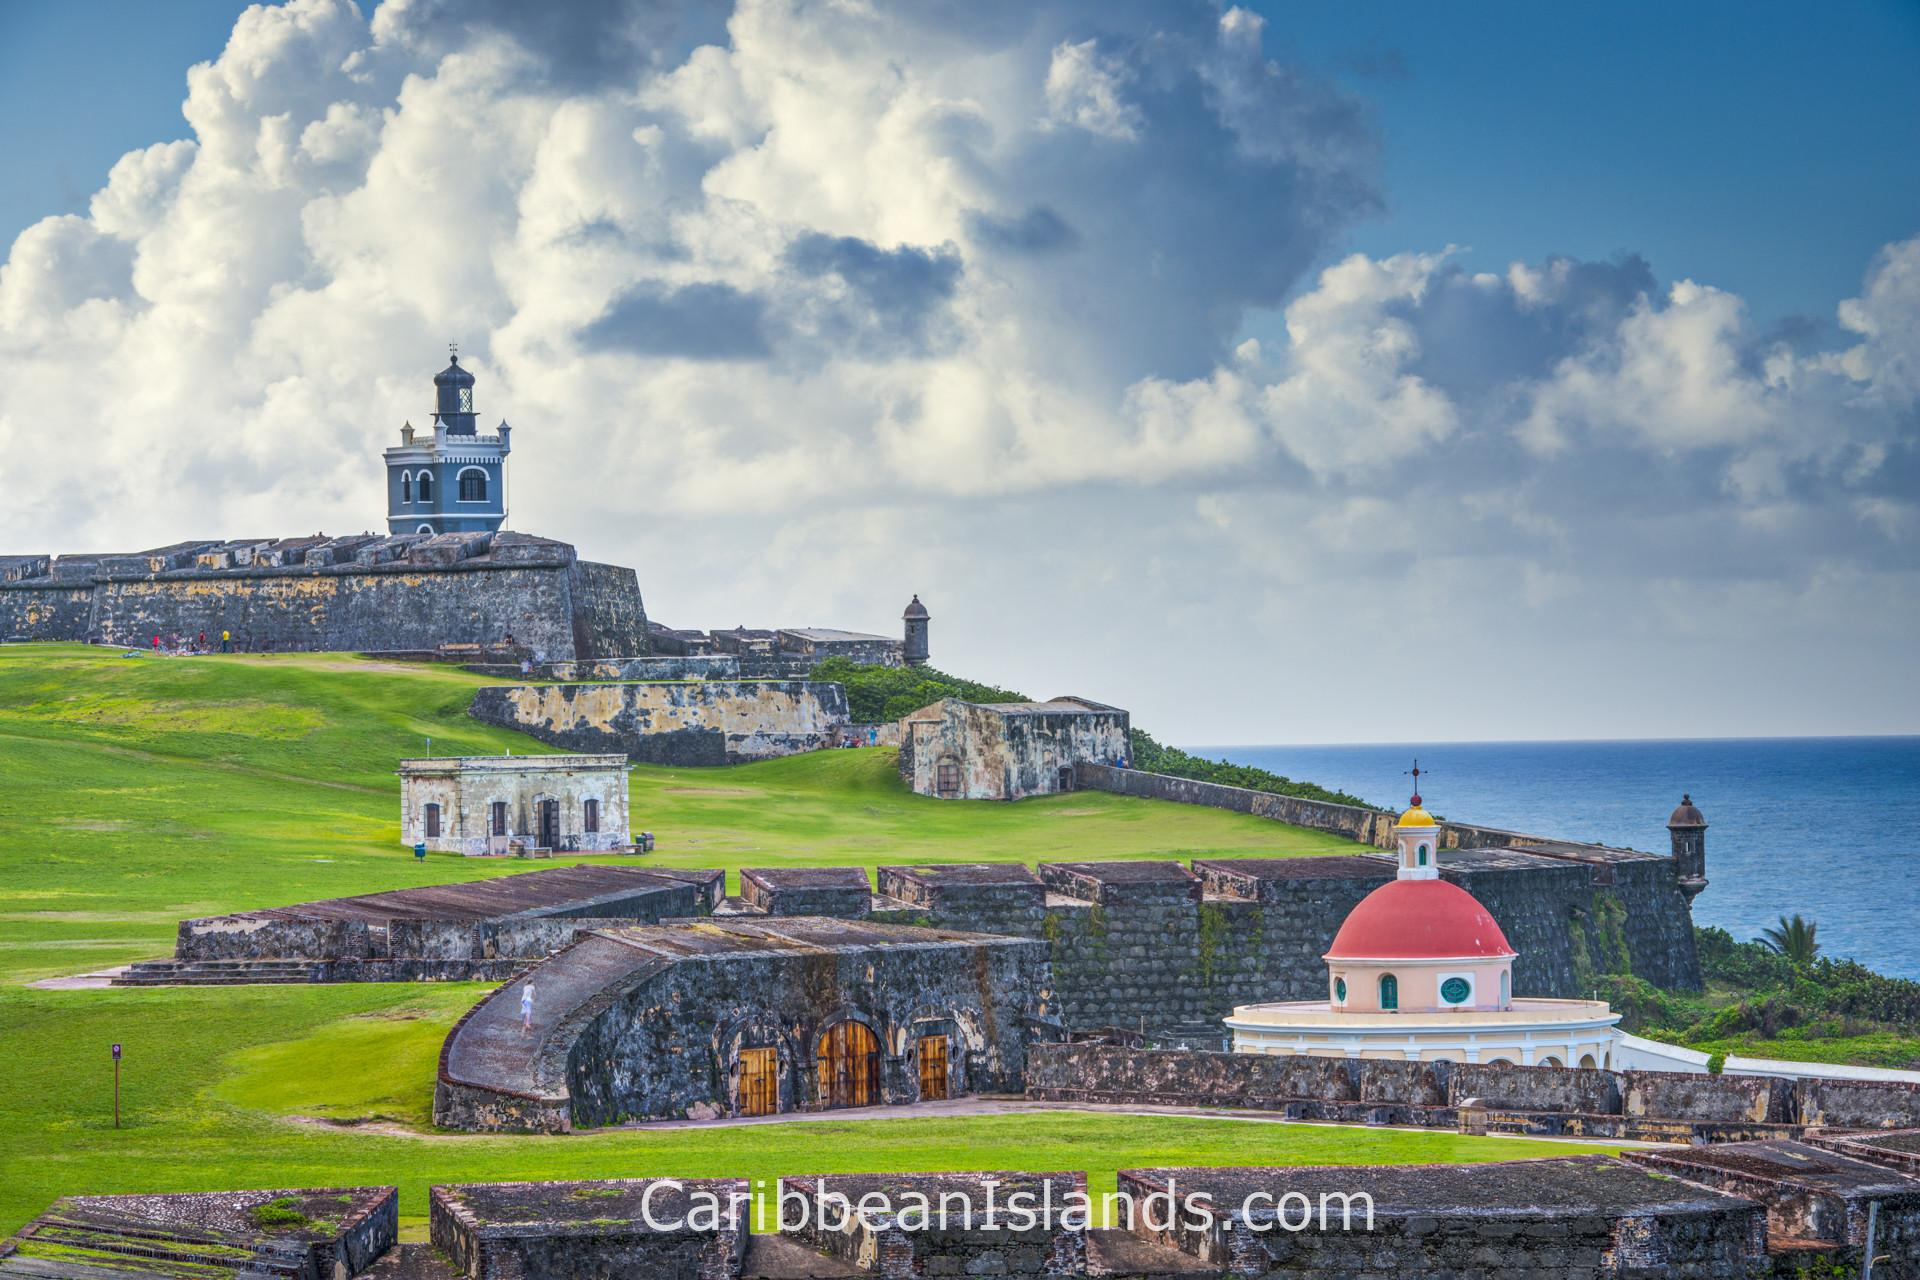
[111,958,322,987]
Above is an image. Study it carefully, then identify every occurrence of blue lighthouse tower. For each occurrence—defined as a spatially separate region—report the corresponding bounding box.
[385,349,511,534]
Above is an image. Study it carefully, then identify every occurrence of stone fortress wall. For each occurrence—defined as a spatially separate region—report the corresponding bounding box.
[15,1144,1920,1279]
[126,843,1702,1032]
[468,679,851,765]
[737,844,1701,1034]
[1024,1041,1920,1141]
[0,531,647,661]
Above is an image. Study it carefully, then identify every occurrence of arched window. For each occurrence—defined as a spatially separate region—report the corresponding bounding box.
[1378,973,1398,1010]
[1499,970,1510,1006]
[401,471,413,503]
[1417,843,1429,866]
[457,467,488,502]
[417,524,435,535]
[417,472,434,502]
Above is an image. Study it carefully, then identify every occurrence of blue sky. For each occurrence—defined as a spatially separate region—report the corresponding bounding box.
[4,1,1915,331]
[0,0,1914,742]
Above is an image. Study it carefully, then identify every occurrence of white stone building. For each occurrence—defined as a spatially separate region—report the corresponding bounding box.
[398,754,630,855]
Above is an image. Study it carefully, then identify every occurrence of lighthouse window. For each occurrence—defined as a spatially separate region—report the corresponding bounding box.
[401,472,413,503]
[460,387,474,412]
[458,468,488,502]
[1378,974,1398,1010]
[417,473,434,502]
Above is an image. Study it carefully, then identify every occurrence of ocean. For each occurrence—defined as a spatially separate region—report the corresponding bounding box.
[1189,737,1920,980]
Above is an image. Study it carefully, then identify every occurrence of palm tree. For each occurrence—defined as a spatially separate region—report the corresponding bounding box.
[1760,914,1820,967]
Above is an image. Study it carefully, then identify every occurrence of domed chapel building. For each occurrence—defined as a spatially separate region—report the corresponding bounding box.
[1224,786,1622,1068]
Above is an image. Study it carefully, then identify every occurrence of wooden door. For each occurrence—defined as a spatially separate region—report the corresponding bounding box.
[738,1047,779,1116]
[916,1034,949,1101]
[538,799,559,848]
[815,1021,879,1108]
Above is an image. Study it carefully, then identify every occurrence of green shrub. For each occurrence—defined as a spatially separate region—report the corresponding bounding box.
[809,659,1027,724]
[1124,729,1372,808]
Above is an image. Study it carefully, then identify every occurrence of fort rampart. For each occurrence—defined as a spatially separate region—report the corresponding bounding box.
[135,847,1702,1026]
[1024,1042,1920,1140]
[0,532,646,660]
[19,1149,1920,1277]
[468,679,851,765]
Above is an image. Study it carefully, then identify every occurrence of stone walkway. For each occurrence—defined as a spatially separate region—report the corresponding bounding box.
[26,966,130,990]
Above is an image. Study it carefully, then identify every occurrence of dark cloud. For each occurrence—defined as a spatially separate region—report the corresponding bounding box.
[578,281,770,359]
[379,0,729,88]
[782,233,964,356]
[1397,255,1656,405]
[967,206,1081,254]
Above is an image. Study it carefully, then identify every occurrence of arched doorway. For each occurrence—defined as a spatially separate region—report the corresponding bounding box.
[1578,1053,1598,1069]
[916,1032,950,1101]
[737,1046,780,1116]
[1538,1055,1564,1068]
[816,1021,880,1108]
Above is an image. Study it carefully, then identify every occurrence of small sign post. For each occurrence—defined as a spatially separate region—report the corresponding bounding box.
[110,1043,121,1129]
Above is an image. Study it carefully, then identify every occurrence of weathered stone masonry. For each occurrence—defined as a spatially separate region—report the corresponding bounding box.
[432,918,1053,1132]
[0,532,646,660]
[863,851,1699,1035]
[1078,764,1704,997]
[1025,1041,1920,1140]
[19,1151,1920,1278]
[468,679,851,765]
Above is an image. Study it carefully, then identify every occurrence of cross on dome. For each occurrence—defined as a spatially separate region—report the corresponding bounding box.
[1405,757,1429,807]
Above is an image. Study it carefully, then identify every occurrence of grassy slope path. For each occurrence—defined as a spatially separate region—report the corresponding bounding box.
[0,644,1611,1234]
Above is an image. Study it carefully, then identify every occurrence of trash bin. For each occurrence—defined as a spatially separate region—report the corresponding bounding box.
[413,842,427,861]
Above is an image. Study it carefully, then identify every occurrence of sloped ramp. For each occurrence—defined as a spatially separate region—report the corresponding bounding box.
[434,933,668,1133]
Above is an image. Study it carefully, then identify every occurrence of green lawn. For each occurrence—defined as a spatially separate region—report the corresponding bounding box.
[0,644,1357,983]
[0,644,1603,1236]
[0,981,1619,1236]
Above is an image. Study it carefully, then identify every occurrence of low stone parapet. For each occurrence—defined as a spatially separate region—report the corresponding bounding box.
[430,1179,748,1280]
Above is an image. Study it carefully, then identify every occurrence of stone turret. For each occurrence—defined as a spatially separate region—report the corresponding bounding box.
[902,594,930,666]
[1667,794,1708,901]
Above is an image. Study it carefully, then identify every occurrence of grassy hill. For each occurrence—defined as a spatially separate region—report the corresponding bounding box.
[0,644,1612,1236]
[0,644,1359,984]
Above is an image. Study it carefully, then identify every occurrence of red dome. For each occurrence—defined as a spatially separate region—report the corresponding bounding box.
[1324,878,1516,961]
